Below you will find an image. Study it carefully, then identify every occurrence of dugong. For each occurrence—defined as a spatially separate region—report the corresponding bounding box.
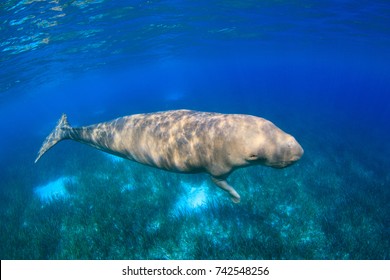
[35,110,303,203]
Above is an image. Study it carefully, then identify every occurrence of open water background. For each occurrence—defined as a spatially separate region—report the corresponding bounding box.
[0,0,389,259]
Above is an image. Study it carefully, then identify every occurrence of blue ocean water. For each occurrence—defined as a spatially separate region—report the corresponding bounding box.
[0,0,389,259]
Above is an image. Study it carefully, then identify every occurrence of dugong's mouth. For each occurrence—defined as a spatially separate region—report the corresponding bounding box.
[269,153,303,169]
[270,161,296,169]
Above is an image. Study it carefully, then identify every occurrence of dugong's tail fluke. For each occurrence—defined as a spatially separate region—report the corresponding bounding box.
[35,114,71,163]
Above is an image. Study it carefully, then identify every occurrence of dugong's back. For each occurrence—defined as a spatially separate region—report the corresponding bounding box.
[117,110,248,174]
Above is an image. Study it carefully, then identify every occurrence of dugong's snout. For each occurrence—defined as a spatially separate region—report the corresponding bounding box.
[290,139,304,162]
[276,136,304,168]
[266,136,304,169]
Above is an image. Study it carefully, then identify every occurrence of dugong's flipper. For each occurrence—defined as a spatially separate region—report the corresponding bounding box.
[35,114,71,163]
[211,176,241,203]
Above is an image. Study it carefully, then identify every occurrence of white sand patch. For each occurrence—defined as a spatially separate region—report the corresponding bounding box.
[34,176,76,203]
[173,181,209,215]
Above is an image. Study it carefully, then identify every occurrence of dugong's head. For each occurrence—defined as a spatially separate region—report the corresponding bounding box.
[243,119,304,169]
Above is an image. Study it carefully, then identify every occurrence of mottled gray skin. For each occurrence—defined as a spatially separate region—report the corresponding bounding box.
[35,109,303,203]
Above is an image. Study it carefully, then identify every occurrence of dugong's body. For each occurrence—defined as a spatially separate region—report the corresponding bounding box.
[35,110,303,202]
